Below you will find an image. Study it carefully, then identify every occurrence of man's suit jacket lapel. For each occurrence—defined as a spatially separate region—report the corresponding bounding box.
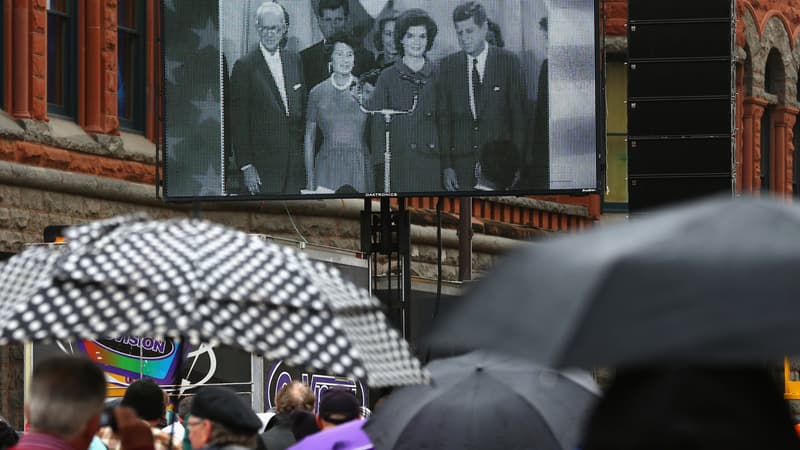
[254,50,284,112]
[281,51,302,118]
[457,52,471,116]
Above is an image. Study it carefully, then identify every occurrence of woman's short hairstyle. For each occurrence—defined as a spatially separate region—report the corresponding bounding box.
[326,32,360,62]
[394,9,438,57]
[373,16,397,51]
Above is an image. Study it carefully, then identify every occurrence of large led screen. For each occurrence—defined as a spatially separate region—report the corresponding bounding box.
[163,0,599,199]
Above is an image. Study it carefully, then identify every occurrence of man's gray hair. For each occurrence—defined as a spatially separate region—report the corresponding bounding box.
[27,355,106,440]
[256,1,288,28]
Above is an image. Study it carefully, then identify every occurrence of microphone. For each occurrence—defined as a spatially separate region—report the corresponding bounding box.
[400,73,426,87]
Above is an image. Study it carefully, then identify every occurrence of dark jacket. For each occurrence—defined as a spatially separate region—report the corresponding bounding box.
[368,58,441,192]
[437,45,527,188]
[260,414,296,450]
[228,47,306,194]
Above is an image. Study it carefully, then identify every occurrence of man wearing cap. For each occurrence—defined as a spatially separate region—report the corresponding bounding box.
[315,389,361,431]
[187,387,262,450]
[286,389,362,449]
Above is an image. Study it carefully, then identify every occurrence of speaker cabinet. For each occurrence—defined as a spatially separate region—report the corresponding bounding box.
[628,60,731,98]
[628,98,732,137]
[629,176,732,211]
[628,137,732,176]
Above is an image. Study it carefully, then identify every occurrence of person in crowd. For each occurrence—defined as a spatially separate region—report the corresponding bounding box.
[287,390,361,449]
[0,416,18,450]
[11,354,155,450]
[437,1,526,191]
[581,367,800,450]
[229,1,306,195]
[374,15,399,69]
[368,8,441,193]
[300,0,376,91]
[304,33,372,193]
[288,412,317,443]
[314,389,360,431]
[260,382,314,450]
[187,387,262,450]
[98,379,181,450]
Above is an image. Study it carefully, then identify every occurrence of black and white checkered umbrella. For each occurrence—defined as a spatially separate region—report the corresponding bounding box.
[0,216,427,387]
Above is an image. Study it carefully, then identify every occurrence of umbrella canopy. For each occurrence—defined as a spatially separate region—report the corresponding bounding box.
[431,195,800,369]
[0,215,426,386]
[289,419,372,450]
[364,351,599,450]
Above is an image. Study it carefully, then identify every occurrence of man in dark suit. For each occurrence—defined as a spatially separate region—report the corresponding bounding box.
[229,1,306,195]
[300,0,375,90]
[437,1,527,191]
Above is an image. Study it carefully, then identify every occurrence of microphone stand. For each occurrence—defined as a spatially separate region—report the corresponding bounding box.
[352,81,419,194]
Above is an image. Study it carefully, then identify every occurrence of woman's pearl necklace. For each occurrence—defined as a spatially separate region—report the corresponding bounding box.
[331,74,354,91]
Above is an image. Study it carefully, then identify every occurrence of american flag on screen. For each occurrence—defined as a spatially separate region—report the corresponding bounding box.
[163,0,225,198]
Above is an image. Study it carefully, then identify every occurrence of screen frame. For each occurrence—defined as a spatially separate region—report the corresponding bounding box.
[159,0,605,202]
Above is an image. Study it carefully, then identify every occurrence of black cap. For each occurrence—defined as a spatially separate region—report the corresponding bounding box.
[317,389,359,425]
[190,387,261,434]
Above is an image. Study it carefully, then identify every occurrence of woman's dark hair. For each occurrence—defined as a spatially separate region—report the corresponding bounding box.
[326,32,359,62]
[487,20,505,48]
[394,9,438,57]
[373,15,398,51]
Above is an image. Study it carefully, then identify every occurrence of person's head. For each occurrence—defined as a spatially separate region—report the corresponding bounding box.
[289,410,319,441]
[274,381,315,415]
[177,396,193,423]
[395,9,437,59]
[486,20,504,48]
[26,355,106,450]
[120,378,166,426]
[256,1,289,53]
[452,1,488,57]
[188,387,261,450]
[328,33,359,77]
[317,0,349,40]
[315,389,360,430]
[374,16,398,56]
[582,367,800,450]
[0,416,19,450]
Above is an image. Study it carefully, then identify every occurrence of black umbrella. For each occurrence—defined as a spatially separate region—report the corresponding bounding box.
[431,195,800,369]
[0,215,427,387]
[364,351,599,450]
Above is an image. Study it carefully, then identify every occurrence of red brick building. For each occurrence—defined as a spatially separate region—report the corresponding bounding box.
[604,0,800,200]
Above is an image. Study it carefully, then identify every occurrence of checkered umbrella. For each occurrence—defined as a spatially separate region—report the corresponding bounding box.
[0,215,427,387]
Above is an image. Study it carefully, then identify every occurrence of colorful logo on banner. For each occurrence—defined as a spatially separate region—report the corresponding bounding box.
[266,360,368,413]
[78,337,184,384]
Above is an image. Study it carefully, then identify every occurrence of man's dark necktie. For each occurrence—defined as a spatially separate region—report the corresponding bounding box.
[472,58,481,119]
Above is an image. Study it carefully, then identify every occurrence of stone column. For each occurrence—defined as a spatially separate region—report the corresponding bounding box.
[80,0,117,134]
[741,97,768,194]
[772,104,798,198]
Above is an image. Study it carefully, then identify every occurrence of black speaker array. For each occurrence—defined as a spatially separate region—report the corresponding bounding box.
[627,0,735,212]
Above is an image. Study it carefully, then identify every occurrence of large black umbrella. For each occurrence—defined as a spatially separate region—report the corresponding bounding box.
[0,215,427,386]
[431,195,800,369]
[364,351,599,450]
